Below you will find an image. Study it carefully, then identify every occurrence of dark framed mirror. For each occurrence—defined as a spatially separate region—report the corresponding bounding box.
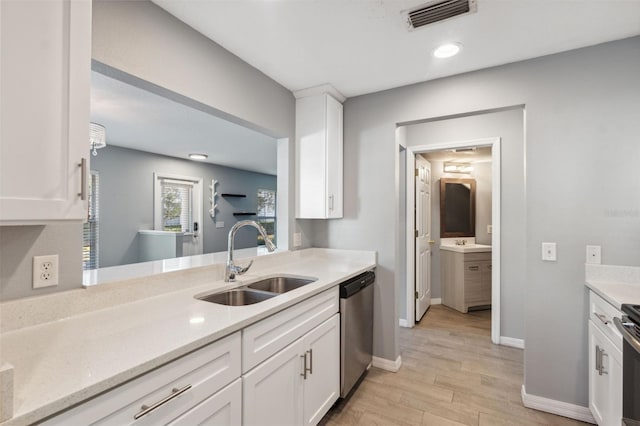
[440,178,476,237]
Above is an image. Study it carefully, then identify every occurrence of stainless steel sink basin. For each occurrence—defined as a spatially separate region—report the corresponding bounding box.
[247,276,316,294]
[197,289,276,306]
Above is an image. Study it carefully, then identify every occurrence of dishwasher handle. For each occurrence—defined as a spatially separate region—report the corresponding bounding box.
[340,271,375,298]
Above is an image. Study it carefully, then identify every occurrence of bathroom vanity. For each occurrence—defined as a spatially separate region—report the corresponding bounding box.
[441,240,492,313]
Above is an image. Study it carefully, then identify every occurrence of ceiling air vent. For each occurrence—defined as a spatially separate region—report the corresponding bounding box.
[405,0,477,30]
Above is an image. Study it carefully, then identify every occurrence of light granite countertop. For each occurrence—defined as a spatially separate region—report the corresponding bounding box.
[0,248,376,425]
[585,263,640,309]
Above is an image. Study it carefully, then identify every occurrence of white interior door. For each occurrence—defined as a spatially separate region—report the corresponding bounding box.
[415,156,431,322]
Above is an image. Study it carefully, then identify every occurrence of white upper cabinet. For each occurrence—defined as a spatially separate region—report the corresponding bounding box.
[295,91,343,219]
[0,0,91,224]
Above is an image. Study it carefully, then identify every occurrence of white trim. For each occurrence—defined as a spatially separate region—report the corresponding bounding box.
[292,84,346,103]
[521,385,595,424]
[405,137,501,344]
[499,336,525,349]
[399,318,410,327]
[431,298,442,305]
[372,355,402,372]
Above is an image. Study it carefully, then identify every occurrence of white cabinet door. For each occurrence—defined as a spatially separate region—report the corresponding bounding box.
[325,96,343,218]
[0,0,91,223]
[168,379,241,426]
[243,337,305,426]
[295,93,343,219]
[588,321,622,426]
[303,314,340,426]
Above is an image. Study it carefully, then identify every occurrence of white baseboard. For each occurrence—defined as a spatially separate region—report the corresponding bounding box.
[521,385,595,424]
[399,318,411,327]
[431,298,442,305]
[500,336,525,349]
[372,355,402,372]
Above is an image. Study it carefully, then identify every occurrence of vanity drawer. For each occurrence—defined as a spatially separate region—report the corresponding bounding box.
[589,291,623,350]
[242,287,339,373]
[43,332,241,426]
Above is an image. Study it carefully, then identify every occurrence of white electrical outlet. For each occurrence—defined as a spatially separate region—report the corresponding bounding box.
[293,233,302,247]
[586,245,602,264]
[487,225,493,234]
[33,254,59,288]
[541,242,557,261]
[215,221,224,229]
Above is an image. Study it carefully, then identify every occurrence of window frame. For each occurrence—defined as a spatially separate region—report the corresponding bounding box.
[153,172,203,236]
[257,188,277,246]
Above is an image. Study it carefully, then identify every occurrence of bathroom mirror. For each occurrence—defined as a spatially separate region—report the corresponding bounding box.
[440,178,476,237]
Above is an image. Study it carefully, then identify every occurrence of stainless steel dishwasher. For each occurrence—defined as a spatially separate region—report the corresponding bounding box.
[340,270,375,398]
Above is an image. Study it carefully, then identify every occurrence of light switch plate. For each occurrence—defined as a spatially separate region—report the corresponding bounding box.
[293,233,302,247]
[215,221,224,229]
[586,245,601,264]
[487,225,493,234]
[541,242,557,261]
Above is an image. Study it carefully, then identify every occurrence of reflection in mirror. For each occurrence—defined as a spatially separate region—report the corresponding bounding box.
[86,70,278,275]
[440,178,476,237]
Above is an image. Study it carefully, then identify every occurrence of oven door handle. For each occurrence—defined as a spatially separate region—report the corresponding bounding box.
[614,316,640,354]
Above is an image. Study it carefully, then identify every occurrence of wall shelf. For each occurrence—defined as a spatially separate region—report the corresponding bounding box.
[233,212,256,216]
[222,193,246,198]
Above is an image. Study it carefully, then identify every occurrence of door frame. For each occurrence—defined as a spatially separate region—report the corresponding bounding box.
[405,137,501,345]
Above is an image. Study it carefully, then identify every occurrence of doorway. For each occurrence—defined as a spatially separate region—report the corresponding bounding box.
[405,138,502,344]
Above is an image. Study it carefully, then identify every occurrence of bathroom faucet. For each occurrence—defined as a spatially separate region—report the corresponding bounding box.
[225,220,277,282]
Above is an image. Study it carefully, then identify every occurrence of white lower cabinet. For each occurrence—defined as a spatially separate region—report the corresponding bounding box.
[243,314,340,426]
[588,321,622,426]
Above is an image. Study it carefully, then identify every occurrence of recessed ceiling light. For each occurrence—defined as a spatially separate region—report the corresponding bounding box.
[433,43,462,59]
[189,153,208,160]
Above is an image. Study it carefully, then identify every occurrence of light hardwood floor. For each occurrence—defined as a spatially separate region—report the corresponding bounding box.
[321,305,591,426]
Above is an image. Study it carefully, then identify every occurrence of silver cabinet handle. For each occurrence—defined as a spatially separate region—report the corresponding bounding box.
[329,195,334,211]
[133,384,191,420]
[308,349,313,375]
[594,313,610,325]
[78,158,87,200]
[595,345,601,372]
[468,265,480,271]
[595,345,607,376]
[300,353,307,379]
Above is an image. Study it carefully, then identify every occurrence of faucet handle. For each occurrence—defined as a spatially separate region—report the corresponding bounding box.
[232,260,253,276]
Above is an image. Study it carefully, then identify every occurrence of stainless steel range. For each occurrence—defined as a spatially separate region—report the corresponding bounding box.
[615,304,640,426]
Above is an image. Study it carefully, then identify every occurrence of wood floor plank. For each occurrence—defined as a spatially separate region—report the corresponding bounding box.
[322,305,592,426]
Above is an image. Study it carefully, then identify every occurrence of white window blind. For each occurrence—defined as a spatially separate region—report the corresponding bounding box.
[257,189,276,245]
[82,171,99,270]
[160,178,194,233]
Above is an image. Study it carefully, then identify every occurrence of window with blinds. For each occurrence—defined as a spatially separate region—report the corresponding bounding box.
[160,179,194,233]
[82,171,99,270]
[257,188,276,245]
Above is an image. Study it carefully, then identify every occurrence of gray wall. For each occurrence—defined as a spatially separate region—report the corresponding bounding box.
[0,0,298,300]
[91,146,276,268]
[318,37,640,407]
[407,108,524,340]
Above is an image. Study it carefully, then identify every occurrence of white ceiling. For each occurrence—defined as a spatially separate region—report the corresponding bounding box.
[152,0,640,98]
[421,146,492,162]
[90,71,277,175]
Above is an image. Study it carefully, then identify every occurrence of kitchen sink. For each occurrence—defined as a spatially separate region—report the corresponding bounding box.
[197,289,276,306]
[246,276,316,294]
[195,276,317,306]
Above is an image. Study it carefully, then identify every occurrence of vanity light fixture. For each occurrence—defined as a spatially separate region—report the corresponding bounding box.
[443,162,473,174]
[189,153,208,161]
[89,122,107,156]
[433,43,462,59]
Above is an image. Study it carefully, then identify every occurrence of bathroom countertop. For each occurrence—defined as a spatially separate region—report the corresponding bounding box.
[0,248,376,425]
[440,243,492,253]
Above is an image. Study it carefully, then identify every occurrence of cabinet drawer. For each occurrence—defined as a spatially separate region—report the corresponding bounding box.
[44,332,241,425]
[463,253,491,262]
[168,378,241,426]
[242,287,339,373]
[589,291,623,351]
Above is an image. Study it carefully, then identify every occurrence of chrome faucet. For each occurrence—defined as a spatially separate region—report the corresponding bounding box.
[225,220,277,282]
